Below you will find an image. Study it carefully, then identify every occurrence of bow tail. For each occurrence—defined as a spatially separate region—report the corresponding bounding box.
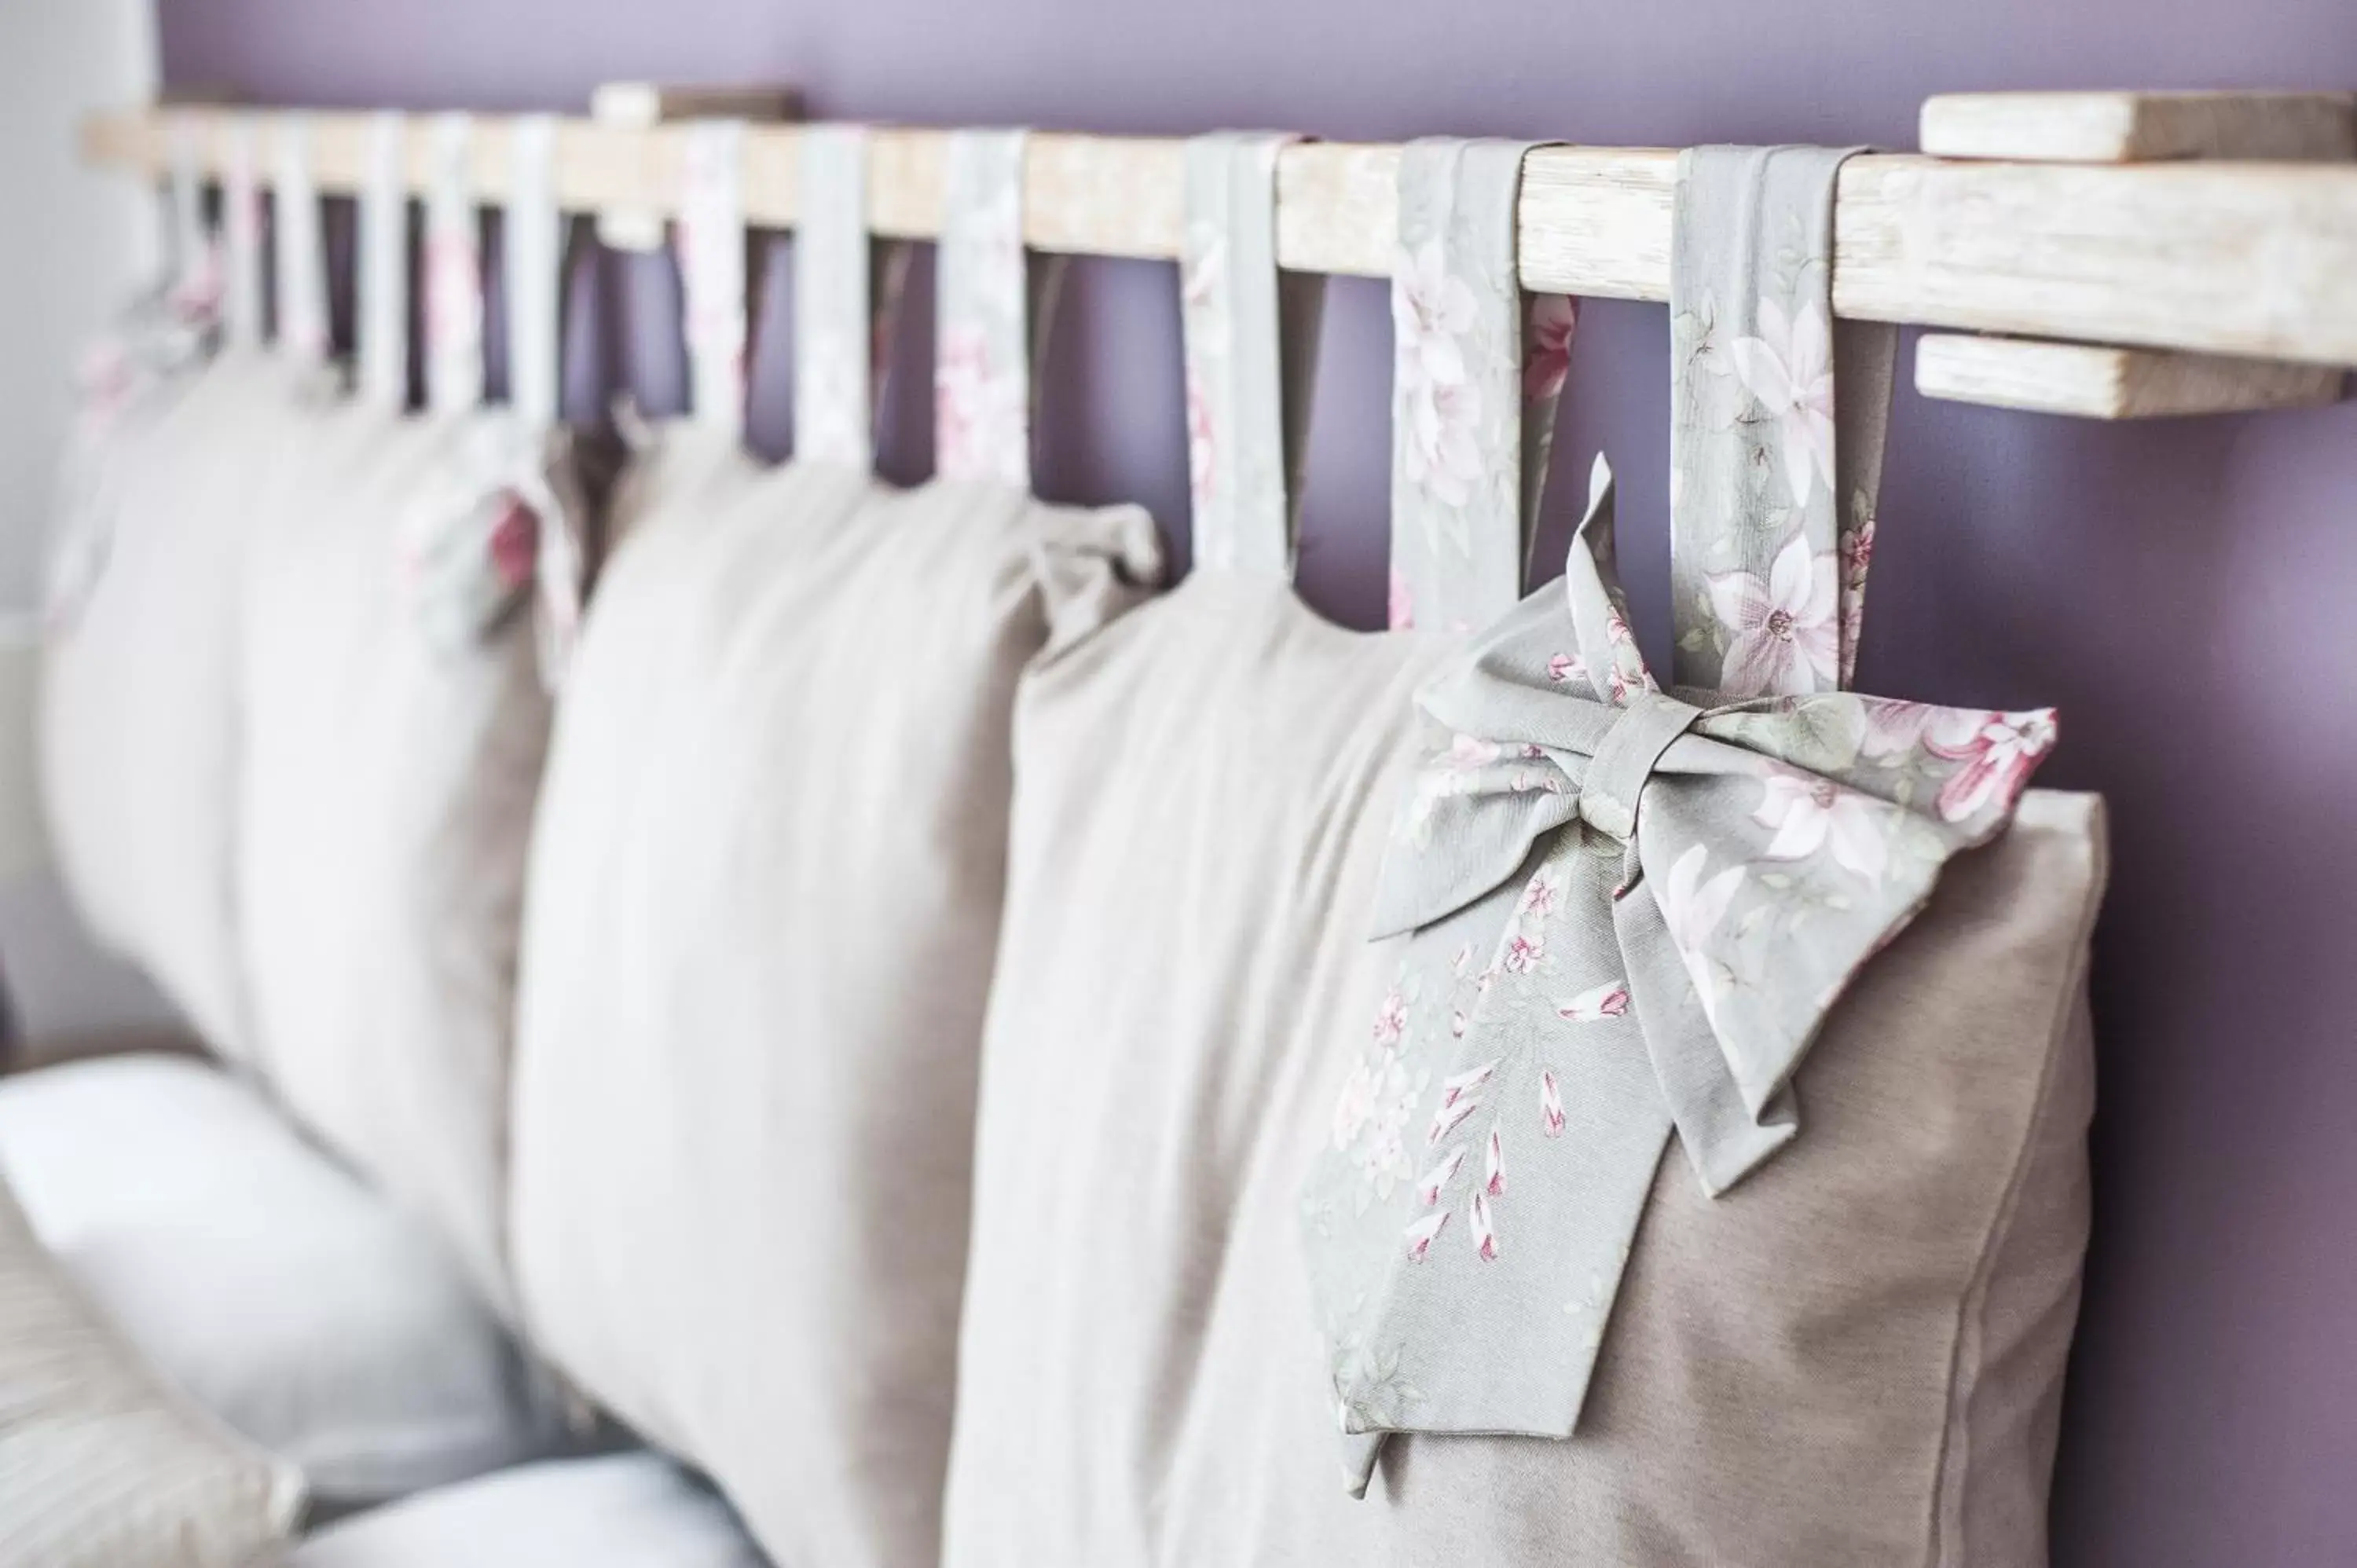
[1612,874,1798,1197]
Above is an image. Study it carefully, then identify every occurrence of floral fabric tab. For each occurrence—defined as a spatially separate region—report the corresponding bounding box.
[1387,140,1574,636]
[1668,146,1896,697]
[1180,132,1324,580]
[359,112,410,410]
[937,130,1061,489]
[273,117,329,367]
[680,120,749,437]
[1302,456,2056,1495]
[796,126,908,471]
[221,116,266,351]
[425,114,485,415]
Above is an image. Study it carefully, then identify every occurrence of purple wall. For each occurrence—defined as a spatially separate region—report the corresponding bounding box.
[159,4,2357,1563]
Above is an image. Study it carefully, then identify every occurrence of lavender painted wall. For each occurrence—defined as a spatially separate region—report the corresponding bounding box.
[158,3,2357,1562]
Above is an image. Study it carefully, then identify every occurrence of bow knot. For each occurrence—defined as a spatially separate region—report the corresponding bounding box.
[1303,456,2057,1487]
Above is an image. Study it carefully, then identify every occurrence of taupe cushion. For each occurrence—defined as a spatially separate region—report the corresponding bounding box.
[942,571,2105,1566]
[510,463,1157,1568]
[288,1453,764,1568]
[0,1149,303,1567]
[0,1053,568,1504]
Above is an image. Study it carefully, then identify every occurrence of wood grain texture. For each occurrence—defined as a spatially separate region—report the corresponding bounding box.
[82,108,2357,368]
[1915,333,2348,416]
[1921,90,2357,163]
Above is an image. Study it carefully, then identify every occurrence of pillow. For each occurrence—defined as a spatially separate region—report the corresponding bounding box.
[508,126,1161,1568]
[940,137,2107,1566]
[288,1452,765,1568]
[0,1153,304,1567]
[233,399,594,1310]
[39,346,346,1062]
[0,1052,573,1505]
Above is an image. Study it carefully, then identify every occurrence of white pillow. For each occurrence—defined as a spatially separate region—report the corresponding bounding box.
[0,1053,574,1504]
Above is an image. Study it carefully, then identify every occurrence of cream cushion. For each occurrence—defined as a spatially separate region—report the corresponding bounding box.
[510,464,1157,1568]
[288,1453,764,1568]
[38,350,344,1061]
[234,399,563,1308]
[941,572,2105,1566]
[0,1155,303,1568]
[0,1053,568,1505]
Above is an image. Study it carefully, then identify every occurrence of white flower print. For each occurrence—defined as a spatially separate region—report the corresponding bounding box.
[1553,982,1632,1023]
[1657,844,1745,1024]
[1753,767,1889,882]
[1468,1187,1500,1262]
[1859,696,1937,762]
[1730,293,1835,507]
[1547,651,1586,686]
[1392,239,1486,528]
[1519,862,1566,919]
[1706,532,1839,698]
[1926,709,2058,823]
[1371,985,1409,1046]
[1416,1147,1466,1207]
[1499,931,1544,976]
[1483,1127,1506,1196]
[1330,1060,1376,1152]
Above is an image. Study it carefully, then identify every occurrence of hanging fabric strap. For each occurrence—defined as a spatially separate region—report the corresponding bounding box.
[1388,139,1574,635]
[273,115,329,365]
[506,116,565,429]
[220,116,265,350]
[1180,132,1325,581]
[937,130,1063,490]
[795,125,907,471]
[359,111,411,410]
[424,113,485,414]
[679,120,749,438]
[164,112,216,321]
[1666,146,1896,697]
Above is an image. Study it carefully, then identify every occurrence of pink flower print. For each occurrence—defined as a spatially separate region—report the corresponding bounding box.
[1753,767,1888,882]
[1519,863,1565,918]
[487,495,539,590]
[1469,1188,1499,1262]
[1926,709,2058,823]
[1417,1147,1466,1207]
[1450,944,1475,978]
[1483,1127,1506,1197]
[1446,733,1504,771]
[1730,294,1835,507]
[1185,372,1216,518]
[935,326,1026,485]
[1501,932,1544,976]
[1403,1209,1450,1262]
[1540,1071,1566,1138]
[1860,696,1937,762]
[1388,566,1416,632]
[1371,987,1409,1046]
[1524,295,1578,403]
[1547,651,1587,687]
[1554,982,1632,1023]
[1439,1060,1497,1110]
[1706,533,1839,698]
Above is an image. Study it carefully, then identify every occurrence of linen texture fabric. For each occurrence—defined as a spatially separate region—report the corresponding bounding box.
[0,1156,305,1566]
[508,126,1162,1568]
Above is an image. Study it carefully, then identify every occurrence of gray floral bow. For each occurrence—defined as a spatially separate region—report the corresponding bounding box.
[1300,456,2057,1494]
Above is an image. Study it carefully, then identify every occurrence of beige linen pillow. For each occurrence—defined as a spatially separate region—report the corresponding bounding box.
[942,565,2105,1566]
[510,460,1157,1568]
[0,1163,305,1566]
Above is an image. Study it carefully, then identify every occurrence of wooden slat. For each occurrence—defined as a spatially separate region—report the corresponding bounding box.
[1921,90,2357,163]
[1915,334,2347,416]
[82,108,2357,369]
[587,82,801,127]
